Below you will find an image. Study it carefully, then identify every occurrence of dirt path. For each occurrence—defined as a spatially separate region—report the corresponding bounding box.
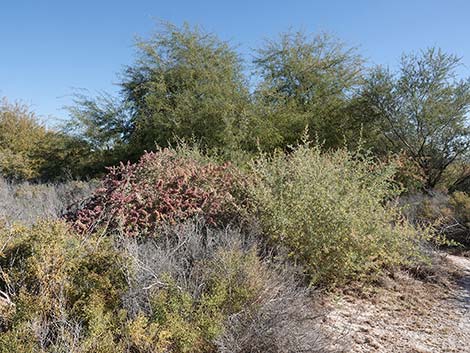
[447,255,470,340]
[323,254,470,352]
[447,255,470,305]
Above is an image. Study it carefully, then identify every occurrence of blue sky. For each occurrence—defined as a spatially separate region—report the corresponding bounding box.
[1,0,470,125]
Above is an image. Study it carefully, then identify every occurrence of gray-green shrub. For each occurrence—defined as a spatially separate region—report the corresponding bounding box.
[249,142,431,285]
[401,191,470,247]
[0,177,95,226]
[0,219,332,352]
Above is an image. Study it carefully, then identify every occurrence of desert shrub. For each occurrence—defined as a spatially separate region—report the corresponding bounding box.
[404,191,470,247]
[386,151,426,193]
[448,191,470,226]
[0,217,332,352]
[140,250,262,353]
[66,147,247,236]
[249,142,431,285]
[215,281,331,353]
[0,177,95,226]
[0,220,127,353]
[120,222,332,353]
[0,98,50,180]
[0,98,89,182]
[436,162,470,192]
[399,191,452,231]
[120,223,268,352]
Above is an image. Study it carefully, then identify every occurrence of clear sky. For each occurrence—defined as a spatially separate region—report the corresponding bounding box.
[1,0,470,125]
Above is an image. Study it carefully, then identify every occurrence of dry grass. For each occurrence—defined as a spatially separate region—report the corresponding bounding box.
[0,177,95,225]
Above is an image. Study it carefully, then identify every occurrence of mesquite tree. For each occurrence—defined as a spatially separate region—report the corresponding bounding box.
[360,48,470,189]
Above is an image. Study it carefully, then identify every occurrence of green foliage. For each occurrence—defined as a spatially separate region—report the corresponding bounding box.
[438,161,470,193]
[405,191,469,247]
[0,221,285,353]
[0,97,92,181]
[37,131,96,181]
[250,31,364,151]
[386,151,427,193]
[68,25,366,159]
[143,248,263,353]
[449,191,470,226]
[447,191,470,246]
[43,25,470,189]
[65,91,132,176]
[67,91,131,152]
[65,25,470,192]
[123,22,250,154]
[249,142,430,285]
[68,22,252,166]
[358,48,470,189]
[415,191,470,228]
[0,220,127,353]
[0,98,50,180]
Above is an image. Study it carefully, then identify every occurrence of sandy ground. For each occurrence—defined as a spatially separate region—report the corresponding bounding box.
[322,254,470,353]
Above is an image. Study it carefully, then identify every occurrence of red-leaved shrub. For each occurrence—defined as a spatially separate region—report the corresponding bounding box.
[66,149,246,236]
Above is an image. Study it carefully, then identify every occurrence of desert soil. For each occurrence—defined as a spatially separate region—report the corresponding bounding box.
[322,254,470,353]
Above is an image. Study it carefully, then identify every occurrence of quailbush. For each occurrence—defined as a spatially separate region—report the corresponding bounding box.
[249,143,431,285]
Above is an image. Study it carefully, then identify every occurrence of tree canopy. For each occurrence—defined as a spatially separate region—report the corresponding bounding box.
[7,23,470,192]
[359,48,470,188]
[122,22,250,154]
[251,31,364,150]
[0,98,92,181]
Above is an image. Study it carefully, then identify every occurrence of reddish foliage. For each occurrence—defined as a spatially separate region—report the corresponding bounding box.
[65,149,245,236]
